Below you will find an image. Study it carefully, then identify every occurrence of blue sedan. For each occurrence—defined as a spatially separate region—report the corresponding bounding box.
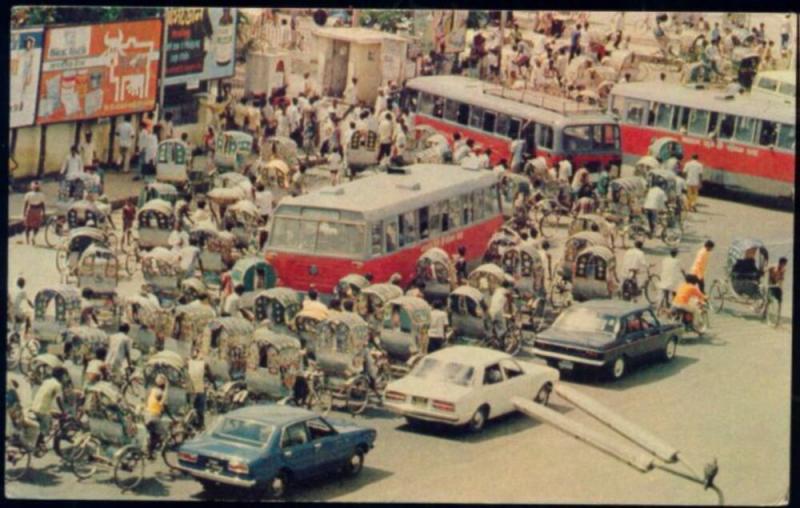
[176,405,377,498]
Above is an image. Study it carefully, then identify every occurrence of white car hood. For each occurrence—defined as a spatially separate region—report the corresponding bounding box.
[387,375,473,401]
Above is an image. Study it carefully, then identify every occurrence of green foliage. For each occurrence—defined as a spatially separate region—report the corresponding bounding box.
[466,11,490,30]
[358,9,410,33]
[11,6,163,28]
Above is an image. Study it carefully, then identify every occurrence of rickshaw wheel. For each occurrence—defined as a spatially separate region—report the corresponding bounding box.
[309,386,333,414]
[55,247,68,275]
[113,445,145,491]
[122,375,146,407]
[503,326,523,357]
[161,426,188,471]
[44,217,63,248]
[374,363,393,392]
[709,281,725,314]
[5,436,31,481]
[53,418,83,459]
[19,339,40,376]
[661,226,682,247]
[644,275,661,305]
[345,376,370,415]
[69,436,101,480]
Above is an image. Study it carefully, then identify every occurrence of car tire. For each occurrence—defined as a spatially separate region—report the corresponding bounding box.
[534,382,552,406]
[404,416,423,429]
[342,449,365,477]
[607,356,626,381]
[661,337,678,362]
[266,471,289,499]
[467,406,488,433]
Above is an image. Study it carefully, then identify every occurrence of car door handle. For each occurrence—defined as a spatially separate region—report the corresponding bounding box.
[283,451,292,457]
[313,442,322,450]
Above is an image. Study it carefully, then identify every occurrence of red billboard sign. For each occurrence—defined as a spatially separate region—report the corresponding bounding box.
[36,18,162,124]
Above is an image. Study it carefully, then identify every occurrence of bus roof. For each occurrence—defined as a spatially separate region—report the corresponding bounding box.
[610,81,795,125]
[754,70,795,84]
[406,75,614,127]
[277,164,498,222]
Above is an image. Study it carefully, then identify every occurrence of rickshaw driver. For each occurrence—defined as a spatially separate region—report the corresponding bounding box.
[188,349,216,429]
[488,279,514,339]
[84,346,110,388]
[145,373,176,461]
[767,257,788,306]
[622,240,649,288]
[10,276,33,336]
[671,274,707,328]
[30,366,69,455]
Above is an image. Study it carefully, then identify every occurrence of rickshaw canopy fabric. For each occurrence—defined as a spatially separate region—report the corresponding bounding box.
[361,283,404,303]
[34,286,82,320]
[230,257,277,291]
[726,238,768,271]
[146,350,187,370]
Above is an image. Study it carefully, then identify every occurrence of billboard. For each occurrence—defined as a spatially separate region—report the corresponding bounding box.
[10,28,44,128]
[36,18,162,125]
[162,7,237,86]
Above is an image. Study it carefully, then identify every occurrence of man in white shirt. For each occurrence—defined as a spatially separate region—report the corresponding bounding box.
[116,115,134,173]
[659,247,682,304]
[374,90,387,117]
[61,145,84,198]
[557,158,573,183]
[428,300,450,352]
[344,77,358,105]
[622,240,649,286]
[254,182,273,224]
[106,323,134,373]
[223,285,245,317]
[31,367,68,453]
[392,122,407,162]
[683,154,703,212]
[141,126,160,178]
[780,14,792,51]
[191,200,213,226]
[477,148,492,170]
[377,113,394,163]
[10,277,33,334]
[303,73,316,97]
[454,139,475,163]
[643,184,668,237]
[510,138,526,173]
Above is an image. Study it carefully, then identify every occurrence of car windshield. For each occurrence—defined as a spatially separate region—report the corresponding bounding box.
[211,417,274,447]
[552,307,618,334]
[411,358,474,387]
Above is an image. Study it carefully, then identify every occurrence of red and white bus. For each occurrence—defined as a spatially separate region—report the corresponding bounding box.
[403,75,622,172]
[264,164,504,293]
[609,81,795,199]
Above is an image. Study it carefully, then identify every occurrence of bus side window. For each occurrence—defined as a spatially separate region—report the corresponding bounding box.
[461,193,474,225]
[776,124,795,151]
[718,114,735,140]
[707,112,719,137]
[654,103,674,130]
[444,99,459,122]
[370,222,383,256]
[438,200,450,232]
[687,109,709,136]
[758,121,778,146]
[538,125,553,150]
[457,103,470,126]
[469,106,484,130]
[419,93,435,115]
[448,197,462,229]
[624,98,647,125]
[433,97,444,118]
[674,107,690,132]
[488,185,500,214]
[507,118,521,139]
[646,103,658,126]
[472,190,485,221]
[734,116,757,144]
[399,211,418,247]
[495,114,509,137]
[482,111,496,133]
[385,218,399,253]
[418,207,430,240]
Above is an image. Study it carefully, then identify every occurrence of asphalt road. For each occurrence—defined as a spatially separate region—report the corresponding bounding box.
[6,187,792,504]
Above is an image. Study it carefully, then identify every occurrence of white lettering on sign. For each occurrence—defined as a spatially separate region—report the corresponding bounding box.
[680,136,700,145]
[727,144,744,153]
[745,148,759,156]
[702,140,716,148]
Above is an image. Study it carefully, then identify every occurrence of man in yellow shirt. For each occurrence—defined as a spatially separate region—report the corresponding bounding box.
[672,274,707,329]
[690,240,714,292]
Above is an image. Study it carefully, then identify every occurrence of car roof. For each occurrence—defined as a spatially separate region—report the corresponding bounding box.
[427,345,509,366]
[224,404,314,426]
[570,299,652,316]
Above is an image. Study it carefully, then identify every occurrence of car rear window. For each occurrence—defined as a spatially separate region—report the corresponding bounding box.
[411,358,474,387]
[552,307,619,334]
[212,417,275,447]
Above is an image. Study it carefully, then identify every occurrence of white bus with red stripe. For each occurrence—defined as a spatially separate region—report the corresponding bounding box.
[264,164,504,293]
[609,81,795,200]
[403,75,622,173]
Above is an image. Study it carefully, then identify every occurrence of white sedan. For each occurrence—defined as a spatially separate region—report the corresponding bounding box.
[384,346,559,432]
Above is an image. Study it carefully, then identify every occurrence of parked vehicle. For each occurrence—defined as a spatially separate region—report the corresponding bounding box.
[166,303,217,358]
[241,287,303,331]
[384,345,559,432]
[709,238,774,323]
[215,131,254,173]
[30,286,82,362]
[198,317,254,382]
[533,300,682,380]
[413,248,457,306]
[571,245,619,302]
[175,405,377,498]
[135,199,175,251]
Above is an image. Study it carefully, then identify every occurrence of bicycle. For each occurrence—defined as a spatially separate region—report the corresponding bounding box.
[620,266,661,304]
[670,301,710,337]
[113,367,146,408]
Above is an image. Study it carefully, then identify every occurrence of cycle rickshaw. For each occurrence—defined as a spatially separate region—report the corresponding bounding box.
[27,286,82,370]
[140,247,187,306]
[356,283,404,330]
[167,303,217,357]
[224,199,263,249]
[501,243,549,330]
[55,227,114,283]
[335,274,371,308]
[242,287,303,332]
[648,137,684,164]
[571,245,619,302]
[567,213,618,250]
[380,296,433,378]
[122,295,173,353]
[291,307,329,349]
[155,139,192,195]
[230,256,276,296]
[260,136,299,169]
[136,199,175,251]
[633,156,661,178]
[215,131,254,173]
[44,199,113,249]
[708,238,776,324]
[252,158,293,190]
[199,317,255,382]
[447,285,524,356]
[62,325,109,374]
[68,381,149,491]
[414,248,457,306]
[191,225,239,286]
[467,263,508,296]
[76,244,129,295]
[137,182,179,209]
[484,226,521,263]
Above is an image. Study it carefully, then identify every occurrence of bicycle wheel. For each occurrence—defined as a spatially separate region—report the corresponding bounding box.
[55,246,68,275]
[709,280,725,313]
[308,379,333,414]
[70,436,101,480]
[345,376,370,415]
[661,225,682,248]
[53,418,83,460]
[5,437,31,481]
[644,275,661,305]
[44,217,63,248]
[113,445,145,491]
[19,339,40,376]
[161,426,188,471]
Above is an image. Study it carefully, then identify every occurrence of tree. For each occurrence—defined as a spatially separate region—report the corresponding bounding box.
[11,6,162,28]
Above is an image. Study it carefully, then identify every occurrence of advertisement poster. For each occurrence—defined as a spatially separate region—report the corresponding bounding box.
[36,18,162,124]
[163,7,237,86]
[10,28,44,128]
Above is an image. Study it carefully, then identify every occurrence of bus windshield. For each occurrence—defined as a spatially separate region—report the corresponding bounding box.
[562,124,619,152]
[270,217,365,257]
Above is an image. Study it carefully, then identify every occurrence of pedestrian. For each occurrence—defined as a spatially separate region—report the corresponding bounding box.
[187,348,214,429]
[622,240,648,287]
[145,373,172,460]
[327,150,343,186]
[377,112,394,164]
[510,137,526,173]
[22,181,45,245]
[428,300,450,353]
[767,257,788,311]
[454,138,474,163]
[106,322,134,373]
[10,277,33,335]
[557,157,573,183]
[222,284,245,317]
[287,97,302,147]
[291,164,306,196]
[690,240,714,293]
[345,77,358,106]
[83,346,109,387]
[391,120,407,165]
[454,245,468,283]
[569,24,582,61]
[710,22,721,45]
[374,90,387,117]
[61,145,84,198]
[780,14,792,51]
[139,125,159,179]
[116,114,134,173]
[79,130,97,173]
[478,148,492,170]
[643,183,668,237]
[659,247,682,306]
[683,154,703,211]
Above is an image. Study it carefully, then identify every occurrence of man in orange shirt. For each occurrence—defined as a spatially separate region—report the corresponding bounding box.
[690,240,714,292]
[672,274,707,327]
